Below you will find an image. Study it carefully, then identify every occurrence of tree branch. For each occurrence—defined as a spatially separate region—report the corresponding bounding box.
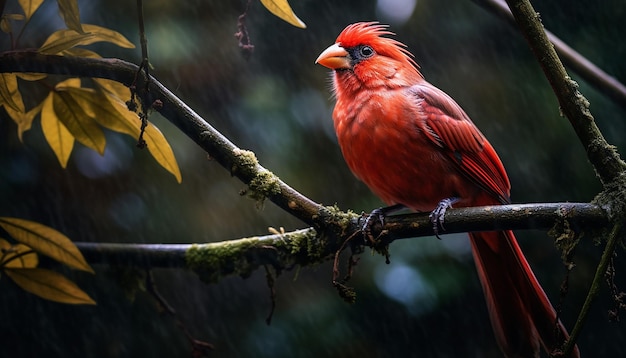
[0,51,612,276]
[503,1,626,355]
[75,202,608,282]
[0,50,323,227]
[474,0,626,111]
[503,0,626,186]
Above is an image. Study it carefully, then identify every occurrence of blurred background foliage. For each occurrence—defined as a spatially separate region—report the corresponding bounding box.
[1,0,625,356]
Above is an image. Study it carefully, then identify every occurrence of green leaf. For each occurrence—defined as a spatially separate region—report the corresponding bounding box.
[19,0,45,20]
[0,217,93,273]
[260,0,306,28]
[54,80,106,154]
[0,239,38,268]
[4,268,95,305]
[41,92,74,167]
[56,0,84,34]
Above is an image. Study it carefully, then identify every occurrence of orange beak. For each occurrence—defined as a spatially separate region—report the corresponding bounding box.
[315,43,350,70]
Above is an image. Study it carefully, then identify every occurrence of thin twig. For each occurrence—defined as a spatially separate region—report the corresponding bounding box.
[504,0,626,186]
[473,0,626,111]
[263,265,276,325]
[234,0,255,59]
[134,0,151,148]
[146,270,214,356]
[562,223,623,356]
[605,255,625,322]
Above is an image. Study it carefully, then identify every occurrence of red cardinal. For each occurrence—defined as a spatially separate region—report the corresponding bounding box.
[316,22,579,357]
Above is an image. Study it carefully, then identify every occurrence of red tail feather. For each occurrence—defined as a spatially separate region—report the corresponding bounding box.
[470,230,579,357]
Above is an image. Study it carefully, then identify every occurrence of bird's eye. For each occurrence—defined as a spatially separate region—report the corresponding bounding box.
[359,45,374,58]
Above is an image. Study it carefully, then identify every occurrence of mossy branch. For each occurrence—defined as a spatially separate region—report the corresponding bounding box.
[504,0,626,354]
[562,222,623,356]
[74,202,608,281]
[504,0,626,186]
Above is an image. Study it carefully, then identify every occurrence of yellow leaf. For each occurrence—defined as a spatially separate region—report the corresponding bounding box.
[0,73,40,141]
[94,78,130,101]
[61,47,102,58]
[57,77,81,88]
[260,0,306,28]
[38,32,95,54]
[147,124,183,182]
[77,24,135,48]
[5,101,43,142]
[4,268,95,305]
[39,24,134,54]
[96,86,182,183]
[87,81,183,183]
[15,72,47,81]
[4,13,26,21]
[18,0,44,20]
[53,86,106,154]
[0,239,38,268]
[0,73,24,113]
[144,123,182,183]
[0,217,94,273]
[56,0,84,34]
[1,17,11,34]
[41,92,74,167]
[71,84,134,135]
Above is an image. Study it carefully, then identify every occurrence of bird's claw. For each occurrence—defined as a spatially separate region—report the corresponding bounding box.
[359,204,405,243]
[360,208,385,242]
[429,197,459,239]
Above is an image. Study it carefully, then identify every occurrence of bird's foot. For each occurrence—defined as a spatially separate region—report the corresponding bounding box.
[429,197,459,239]
[360,204,405,242]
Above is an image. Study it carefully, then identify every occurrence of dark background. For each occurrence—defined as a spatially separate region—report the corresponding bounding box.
[1,0,625,356]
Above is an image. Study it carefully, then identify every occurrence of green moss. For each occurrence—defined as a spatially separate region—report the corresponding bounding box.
[232,148,258,171]
[320,205,359,234]
[185,229,331,283]
[246,169,281,205]
[231,148,281,205]
[593,173,626,247]
[549,218,581,264]
[284,228,325,264]
[185,239,259,283]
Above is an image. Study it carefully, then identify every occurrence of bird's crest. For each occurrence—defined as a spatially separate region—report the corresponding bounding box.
[335,22,419,72]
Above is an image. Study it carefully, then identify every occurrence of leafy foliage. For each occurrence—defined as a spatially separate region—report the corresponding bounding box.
[0,0,181,182]
[0,0,306,305]
[0,218,95,305]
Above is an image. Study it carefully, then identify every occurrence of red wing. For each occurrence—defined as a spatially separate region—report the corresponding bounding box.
[410,83,511,203]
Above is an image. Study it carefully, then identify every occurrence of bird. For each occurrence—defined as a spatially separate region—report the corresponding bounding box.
[315,22,579,358]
